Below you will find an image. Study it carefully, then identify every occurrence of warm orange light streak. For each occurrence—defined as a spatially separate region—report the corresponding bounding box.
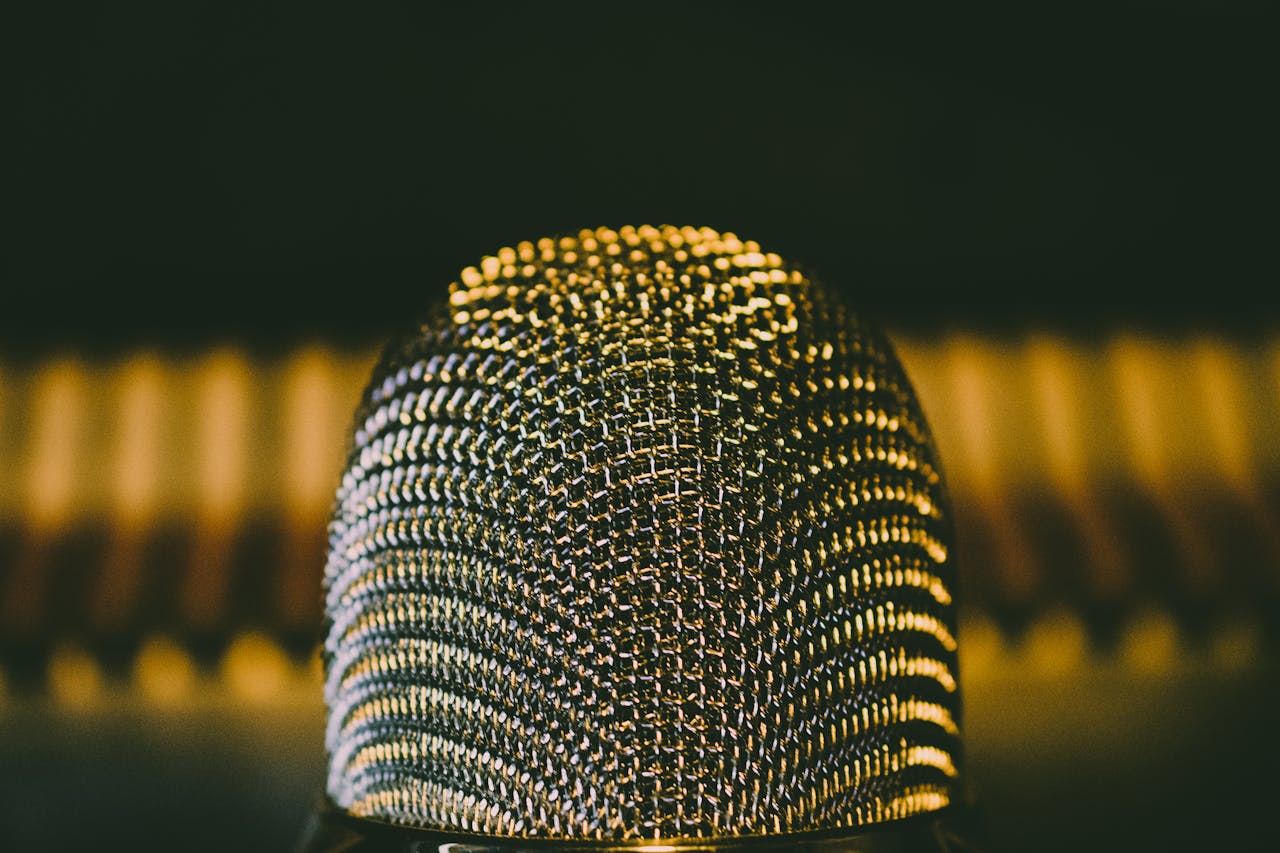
[1025,335,1128,598]
[940,335,1039,603]
[281,347,345,521]
[110,354,166,527]
[2,360,88,634]
[278,347,351,625]
[1025,336,1091,492]
[1191,341,1254,490]
[91,355,170,631]
[1109,337,1217,592]
[1108,338,1168,488]
[892,338,956,473]
[24,358,87,532]
[194,349,252,526]
[1190,339,1280,572]
[180,349,254,629]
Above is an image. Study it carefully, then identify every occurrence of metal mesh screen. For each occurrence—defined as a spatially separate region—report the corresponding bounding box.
[323,225,962,839]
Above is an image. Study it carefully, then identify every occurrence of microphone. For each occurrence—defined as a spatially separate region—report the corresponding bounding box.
[300,225,981,851]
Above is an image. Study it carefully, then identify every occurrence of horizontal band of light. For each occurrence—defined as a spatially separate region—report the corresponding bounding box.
[1,606,1264,709]
[1,333,1278,647]
[3,334,1278,526]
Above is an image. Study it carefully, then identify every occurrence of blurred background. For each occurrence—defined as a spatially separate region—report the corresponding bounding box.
[2,3,1277,851]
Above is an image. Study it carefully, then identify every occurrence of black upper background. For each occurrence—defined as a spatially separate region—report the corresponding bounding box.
[4,2,1277,359]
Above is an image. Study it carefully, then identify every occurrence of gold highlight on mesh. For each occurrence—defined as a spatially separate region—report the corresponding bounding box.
[322,225,962,839]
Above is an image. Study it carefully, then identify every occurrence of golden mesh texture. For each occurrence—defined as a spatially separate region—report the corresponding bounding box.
[323,225,962,839]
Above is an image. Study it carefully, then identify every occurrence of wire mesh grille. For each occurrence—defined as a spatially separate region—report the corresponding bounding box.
[322,225,962,838]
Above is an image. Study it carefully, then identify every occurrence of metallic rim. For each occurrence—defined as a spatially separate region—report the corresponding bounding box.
[297,803,984,853]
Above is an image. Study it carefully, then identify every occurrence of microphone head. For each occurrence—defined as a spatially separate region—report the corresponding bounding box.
[321,225,964,842]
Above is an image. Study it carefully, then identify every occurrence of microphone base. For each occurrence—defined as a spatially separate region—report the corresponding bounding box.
[297,805,984,853]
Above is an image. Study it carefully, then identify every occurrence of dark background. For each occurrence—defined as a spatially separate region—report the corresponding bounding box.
[5,2,1277,359]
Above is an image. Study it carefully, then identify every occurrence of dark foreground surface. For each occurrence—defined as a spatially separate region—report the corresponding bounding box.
[2,632,1275,853]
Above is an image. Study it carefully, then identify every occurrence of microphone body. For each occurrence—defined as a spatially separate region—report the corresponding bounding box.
[305,226,978,850]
